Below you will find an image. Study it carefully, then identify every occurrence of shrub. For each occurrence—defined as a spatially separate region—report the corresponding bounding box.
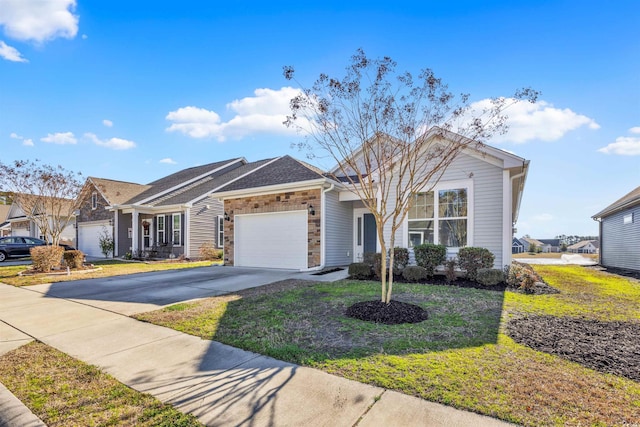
[390,247,409,272]
[457,247,495,281]
[98,226,114,258]
[63,250,84,269]
[413,243,446,276]
[30,245,64,272]
[362,252,377,266]
[506,261,542,293]
[371,253,388,280]
[444,258,457,283]
[199,241,222,260]
[402,265,428,283]
[476,268,504,286]
[348,262,373,279]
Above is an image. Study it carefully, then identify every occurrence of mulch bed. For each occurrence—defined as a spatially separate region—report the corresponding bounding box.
[346,300,429,324]
[507,315,640,381]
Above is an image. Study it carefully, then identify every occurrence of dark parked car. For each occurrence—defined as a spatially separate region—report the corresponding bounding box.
[0,236,75,262]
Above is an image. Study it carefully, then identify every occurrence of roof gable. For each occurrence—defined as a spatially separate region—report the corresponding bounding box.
[86,177,150,205]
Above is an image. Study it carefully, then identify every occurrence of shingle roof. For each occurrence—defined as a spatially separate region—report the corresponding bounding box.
[124,158,243,204]
[593,185,640,219]
[215,156,326,193]
[89,177,150,205]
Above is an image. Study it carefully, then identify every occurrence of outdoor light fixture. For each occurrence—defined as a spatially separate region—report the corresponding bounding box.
[308,205,315,216]
[224,212,231,221]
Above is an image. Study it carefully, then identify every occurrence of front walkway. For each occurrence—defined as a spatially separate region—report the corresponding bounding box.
[0,277,513,426]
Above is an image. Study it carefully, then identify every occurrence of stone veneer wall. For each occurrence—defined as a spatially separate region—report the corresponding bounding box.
[224,189,321,268]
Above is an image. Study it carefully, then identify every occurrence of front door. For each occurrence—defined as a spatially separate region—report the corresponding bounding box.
[354,208,377,262]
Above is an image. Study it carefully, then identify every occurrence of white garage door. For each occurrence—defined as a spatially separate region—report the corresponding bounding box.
[235,211,308,269]
[78,221,110,257]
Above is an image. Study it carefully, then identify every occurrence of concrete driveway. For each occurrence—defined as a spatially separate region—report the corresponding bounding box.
[26,265,347,315]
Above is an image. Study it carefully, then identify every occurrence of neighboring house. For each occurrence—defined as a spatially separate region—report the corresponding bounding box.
[512,237,525,254]
[0,204,10,236]
[567,240,599,254]
[76,158,269,258]
[538,238,561,253]
[592,185,640,272]
[5,198,76,246]
[212,129,529,270]
[76,177,150,257]
[519,237,550,253]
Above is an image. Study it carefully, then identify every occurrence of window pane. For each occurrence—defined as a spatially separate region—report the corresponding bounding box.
[439,189,467,218]
[438,219,467,247]
[408,191,434,219]
[407,220,434,247]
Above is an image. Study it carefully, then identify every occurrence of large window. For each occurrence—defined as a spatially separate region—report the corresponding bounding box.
[172,214,181,246]
[408,186,468,248]
[156,215,165,244]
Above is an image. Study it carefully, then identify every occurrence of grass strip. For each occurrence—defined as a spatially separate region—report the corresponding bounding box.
[0,342,202,427]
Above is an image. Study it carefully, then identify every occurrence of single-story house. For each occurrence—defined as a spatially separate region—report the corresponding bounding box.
[211,129,529,270]
[512,237,525,254]
[0,204,10,237]
[76,158,272,258]
[538,239,561,253]
[592,185,640,271]
[519,237,550,253]
[567,240,599,254]
[5,198,76,246]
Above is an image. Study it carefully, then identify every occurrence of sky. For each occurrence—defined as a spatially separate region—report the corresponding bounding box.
[1,0,638,239]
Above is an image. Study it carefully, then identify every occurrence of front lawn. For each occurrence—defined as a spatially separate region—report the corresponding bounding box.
[0,259,216,287]
[136,266,640,426]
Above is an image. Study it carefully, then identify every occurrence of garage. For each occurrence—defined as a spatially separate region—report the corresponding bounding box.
[78,221,111,257]
[234,211,308,269]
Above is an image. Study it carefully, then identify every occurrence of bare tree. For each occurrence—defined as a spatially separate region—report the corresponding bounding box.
[284,49,538,304]
[0,160,83,245]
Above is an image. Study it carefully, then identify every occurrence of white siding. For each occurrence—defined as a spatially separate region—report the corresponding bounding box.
[324,189,353,267]
[188,199,223,257]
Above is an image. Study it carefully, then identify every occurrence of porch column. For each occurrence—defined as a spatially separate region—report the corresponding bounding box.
[132,209,139,255]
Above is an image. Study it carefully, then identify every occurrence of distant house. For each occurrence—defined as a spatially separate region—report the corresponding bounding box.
[567,240,599,254]
[538,239,561,253]
[519,237,551,253]
[512,237,525,253]
[592,185,640,272]
[5,198,76,247]
[0,205,10,236]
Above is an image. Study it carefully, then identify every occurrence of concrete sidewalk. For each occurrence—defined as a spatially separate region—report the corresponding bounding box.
[0,283,513,426]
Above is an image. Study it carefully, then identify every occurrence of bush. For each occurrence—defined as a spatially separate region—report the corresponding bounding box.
[199,241,222,261]
[371,253,388,280]
[348,262,373,279]
[476,268,504,286]
[413,243,446,276]
[362,252,377,266]
[30,245,64,272]
[390,247,409,272]
[444,258,457,283]
[98,226,114,258]
[402,265,428,283]
[506,261,542,293]
[457,247,495,281]
[63,250,84,269]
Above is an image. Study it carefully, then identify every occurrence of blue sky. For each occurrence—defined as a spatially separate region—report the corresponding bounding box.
[1,0,638,239]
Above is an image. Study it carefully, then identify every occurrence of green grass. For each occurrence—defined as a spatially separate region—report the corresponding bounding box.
[0,342,202,427]
[0,259,216,287]
[136,267,640,426]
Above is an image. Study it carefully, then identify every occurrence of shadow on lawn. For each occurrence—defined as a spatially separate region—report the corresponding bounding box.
[209,281,507,362]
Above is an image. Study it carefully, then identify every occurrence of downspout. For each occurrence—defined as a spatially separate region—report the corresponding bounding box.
[308,183,335,271]
[505,166,527,267]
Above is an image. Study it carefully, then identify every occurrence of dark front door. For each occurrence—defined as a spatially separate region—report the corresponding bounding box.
[363,213,377,254]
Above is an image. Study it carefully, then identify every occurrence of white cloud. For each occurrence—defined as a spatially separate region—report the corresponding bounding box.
[102,119,113,127]
[84,132,136,150]
[464,99,600,144]
[159,158,177,164]
[41,131,76,144]
[0,0,78,43]
[0,40,27,62]
[597,128,640,156]
[165,87,302,141]
[10,132,33,146]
